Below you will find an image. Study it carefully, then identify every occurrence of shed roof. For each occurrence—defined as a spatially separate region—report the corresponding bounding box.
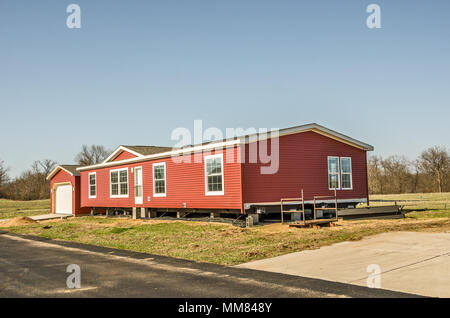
[46,164,83,180]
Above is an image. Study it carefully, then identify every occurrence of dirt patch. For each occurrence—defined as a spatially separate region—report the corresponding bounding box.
[0,216,38,227]
[257,223,299,233]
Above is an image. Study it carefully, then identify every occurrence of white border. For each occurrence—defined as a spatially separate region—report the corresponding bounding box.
[88,172,97,198]
[110,167,129,198]
[327,156,341,190]
[204,153,225,196]
[152,162,167,197]
[340,157,353,190]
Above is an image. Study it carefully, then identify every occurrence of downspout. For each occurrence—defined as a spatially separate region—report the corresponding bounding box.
[365,151,370,206]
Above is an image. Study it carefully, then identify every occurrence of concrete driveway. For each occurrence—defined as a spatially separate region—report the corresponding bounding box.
[237,231,450,297]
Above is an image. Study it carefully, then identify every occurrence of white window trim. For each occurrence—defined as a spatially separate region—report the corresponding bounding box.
[340,157,353,190]
[152,162,167,197]
[88,172,97,198]
[204,153,225,196]
[327,156,341,190]
[110,167,129,198]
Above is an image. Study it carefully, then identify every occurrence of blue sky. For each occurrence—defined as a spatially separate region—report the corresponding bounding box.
[1,1,449,177]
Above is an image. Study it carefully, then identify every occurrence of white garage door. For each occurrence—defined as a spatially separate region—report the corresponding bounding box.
[55,184,73,214]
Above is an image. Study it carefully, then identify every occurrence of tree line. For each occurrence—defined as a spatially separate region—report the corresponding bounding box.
[0,145,110,200]
[368,146,450,194]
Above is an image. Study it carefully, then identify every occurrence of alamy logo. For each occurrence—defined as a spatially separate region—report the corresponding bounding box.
[366,264,381,288]
[366,4,381,29]
[66,264,81,289]
[170,120,280,174]
[66,4,81,29]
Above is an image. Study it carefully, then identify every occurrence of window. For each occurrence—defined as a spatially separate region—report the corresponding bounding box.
[110,168,128,197]
[328,156,340,190]
[153,162,166,197]
[88,172,96,198]
[340,157,353,190]
[205,154,224,195]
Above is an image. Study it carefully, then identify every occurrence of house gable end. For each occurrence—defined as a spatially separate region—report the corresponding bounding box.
[111,150,139,162]
[102,146,143,164]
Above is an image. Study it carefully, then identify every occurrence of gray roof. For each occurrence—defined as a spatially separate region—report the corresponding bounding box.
[59,165,83,176]
[46,164,83,180]
[121,145,173,156]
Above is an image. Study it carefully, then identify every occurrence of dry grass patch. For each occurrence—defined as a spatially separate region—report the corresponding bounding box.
[0,199,50,219]
[3,215,450,265]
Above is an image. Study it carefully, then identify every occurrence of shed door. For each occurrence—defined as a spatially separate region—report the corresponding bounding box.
[55,184,73,214]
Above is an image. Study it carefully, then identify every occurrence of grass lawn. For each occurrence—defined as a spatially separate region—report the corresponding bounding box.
[365,192,450,219]
[1,193,449,265]
[3,215,449,265]
[0,199,50,219]
[370,192,450,202]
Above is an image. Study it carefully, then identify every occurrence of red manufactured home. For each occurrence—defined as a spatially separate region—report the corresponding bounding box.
[47,123,373,217]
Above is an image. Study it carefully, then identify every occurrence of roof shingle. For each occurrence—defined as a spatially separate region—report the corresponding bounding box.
[121,145,173,156]
[59,165,83,176]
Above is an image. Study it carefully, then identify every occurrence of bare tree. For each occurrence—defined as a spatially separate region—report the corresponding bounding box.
[75,145,110,166]
[381,156,412,194]
[1,159,57,200]
[0,159,9,186]
[35,159,58,176]
[410,159,421,193]
[367,155,384,194]
[368,155,416,194]
[417,146,450,193]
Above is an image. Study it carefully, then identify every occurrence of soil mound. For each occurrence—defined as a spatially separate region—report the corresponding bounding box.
[0,216,38,227]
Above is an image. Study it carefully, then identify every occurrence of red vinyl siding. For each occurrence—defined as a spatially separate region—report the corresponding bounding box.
[112,150,138,161]
[49,169,90,215]
[241,131,369,204]
[76,131,369,212]
[80,147,243,210]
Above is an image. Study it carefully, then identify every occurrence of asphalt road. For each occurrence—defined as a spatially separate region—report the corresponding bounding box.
[0,231,418,298]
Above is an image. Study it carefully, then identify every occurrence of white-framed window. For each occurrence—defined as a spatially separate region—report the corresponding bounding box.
[110,167,129,198]
[153,162,166,197]
[328,156,340,190]
[88,172,96,198]
[204,153,224,196]
[340,157,353,190]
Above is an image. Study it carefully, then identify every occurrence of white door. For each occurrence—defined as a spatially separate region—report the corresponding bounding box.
[55,184,73,214]
[134,167,143,205]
